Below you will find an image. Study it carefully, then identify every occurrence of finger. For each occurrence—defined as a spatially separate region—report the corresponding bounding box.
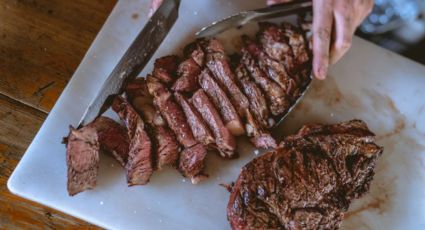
[312,0,334,80]
[149,0,163,17]
[330,0,354,64]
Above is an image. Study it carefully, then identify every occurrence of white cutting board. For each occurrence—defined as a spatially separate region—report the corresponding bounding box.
[8,0,425,229]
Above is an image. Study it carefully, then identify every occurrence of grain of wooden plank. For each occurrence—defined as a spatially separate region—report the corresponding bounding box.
[0,94,99,229]
[0,0,117,112]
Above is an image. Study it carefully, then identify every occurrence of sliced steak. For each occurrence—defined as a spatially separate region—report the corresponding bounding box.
[153,55,179,85]
[227,120,383,230]
[192,89,236,158]
[66,126,99,196]
[258,52,297,98]
[172,58,201,93]
[87,116,129,167]
[112,96,153,186]
[147,75,197,148]
[281,22,312,88]
[257,22,295,74]
[126,78,180,169]
[199,69,244,136]
[200,38,250,117]
[175,92,215,146]
[184,41,205,67]
[244,109,277,149]
[179,143,208,184]
[241,39,289,116]
[234,65,272,128]
[281,22,310,66]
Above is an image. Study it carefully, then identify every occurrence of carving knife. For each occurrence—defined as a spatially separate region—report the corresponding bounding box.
[78,0,181,127]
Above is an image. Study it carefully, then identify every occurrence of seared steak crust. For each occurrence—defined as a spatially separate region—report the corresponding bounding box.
[227,120,383,230]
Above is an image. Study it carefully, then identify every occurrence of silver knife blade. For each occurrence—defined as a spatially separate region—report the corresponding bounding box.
[78,0,181,127]
[196,0,312,38]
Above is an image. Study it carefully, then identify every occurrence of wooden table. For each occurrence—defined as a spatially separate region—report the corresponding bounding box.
[0,0,117,228]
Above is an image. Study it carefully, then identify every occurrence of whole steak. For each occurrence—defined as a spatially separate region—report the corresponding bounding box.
[227,120,383,230]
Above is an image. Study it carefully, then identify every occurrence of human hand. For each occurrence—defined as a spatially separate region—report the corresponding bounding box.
[310,0,373,79]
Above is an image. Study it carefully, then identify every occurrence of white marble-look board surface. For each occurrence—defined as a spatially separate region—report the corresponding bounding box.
[8,0,425,229]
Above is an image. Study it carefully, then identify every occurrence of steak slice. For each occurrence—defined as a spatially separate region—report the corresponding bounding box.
[175,92,215,146]
[66,126,99,196]
[153,55,179,85]
[227,120,383,230]
[147,75,197,148]
[199,69,245,136]
[257,22,295,74]
[87,117,129,167]
[241,40,289,116]
[200,38,250,117]
[112,96,153,186]
[192,89,236,158]
[172,58,201,93]
[281,22,310,66]
[244,109,277,149]
[184,41,205,67]
[179,143,208,184]
[234,64,272,128]
[126,78,180,169]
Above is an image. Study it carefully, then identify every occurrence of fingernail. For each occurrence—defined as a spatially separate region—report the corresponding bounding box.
[316,65,327,80]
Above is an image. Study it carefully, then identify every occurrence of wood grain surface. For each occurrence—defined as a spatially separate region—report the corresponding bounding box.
[0,0,117,228]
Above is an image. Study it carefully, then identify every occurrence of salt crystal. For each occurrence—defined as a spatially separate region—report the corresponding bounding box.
[193,11,198,15]
[100,201,104,205]
[147,207,152,211]
[159,219,163,223]
[133,210,137,214]
[182,179,186,182]
[254,149,260,155]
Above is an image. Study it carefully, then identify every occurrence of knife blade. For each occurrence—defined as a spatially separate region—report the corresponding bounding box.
[78,0,181,127]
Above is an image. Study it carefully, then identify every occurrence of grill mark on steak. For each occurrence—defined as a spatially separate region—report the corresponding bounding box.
[174,92,215,146]
[153,55,179,85]
[66,126,100,196]
[147,75,197,148]
[172,58,201,93]
[112,96,153,186]
[227,120,383,229]
[126,78,180,169]
[191,89,236,158]
[87,117,129,167]
[199,69,245,136]
[178,143,208,184]
[240,38,289,116]
[199,38,250,117]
